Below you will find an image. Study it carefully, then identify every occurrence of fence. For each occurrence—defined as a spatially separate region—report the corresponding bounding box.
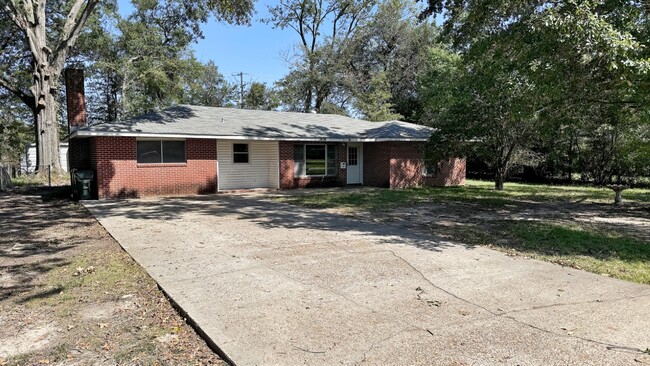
[0,164,56,191]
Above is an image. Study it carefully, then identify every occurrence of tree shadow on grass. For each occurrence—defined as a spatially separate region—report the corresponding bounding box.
[0,186,92,302]
[505,221,650,262]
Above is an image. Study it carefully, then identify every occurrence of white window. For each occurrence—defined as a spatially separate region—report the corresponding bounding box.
[137,140,186,164]
[294,144,337,176]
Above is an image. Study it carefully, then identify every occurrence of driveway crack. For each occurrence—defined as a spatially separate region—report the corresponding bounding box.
[384,248,650,356]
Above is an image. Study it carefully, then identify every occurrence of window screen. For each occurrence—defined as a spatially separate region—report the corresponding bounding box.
[137,140,186,164]
[137,141,162,163]
[162,141,186,163]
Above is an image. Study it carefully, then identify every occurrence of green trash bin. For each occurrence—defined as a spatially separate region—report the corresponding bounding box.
[74,169,94,200]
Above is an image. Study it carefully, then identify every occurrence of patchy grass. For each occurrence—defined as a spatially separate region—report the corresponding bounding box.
[275,180,650,284]
[0,189,223,365]
[12,173,70,188]
[493,221,650,284]
[428,219,650,285]
[274,179,650,212]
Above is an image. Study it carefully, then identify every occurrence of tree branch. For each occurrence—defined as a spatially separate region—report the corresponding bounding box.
[0,76,35,108]
[52,0,100,70]
[3,2,27,31]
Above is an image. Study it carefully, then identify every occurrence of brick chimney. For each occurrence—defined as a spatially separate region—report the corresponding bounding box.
[65,68,87,132]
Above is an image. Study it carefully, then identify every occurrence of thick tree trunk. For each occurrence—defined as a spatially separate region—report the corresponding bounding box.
[33,65,62,174]
[4,0,99,176]
[494,172,505,190]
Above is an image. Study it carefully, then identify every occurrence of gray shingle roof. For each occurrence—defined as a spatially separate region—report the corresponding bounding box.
[72,105,433,141]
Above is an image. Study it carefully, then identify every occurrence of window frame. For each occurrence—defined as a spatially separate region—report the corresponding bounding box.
[422,158,437,176]
[294,143,337,177]
[232,143,250,164]
[136,139,186,164]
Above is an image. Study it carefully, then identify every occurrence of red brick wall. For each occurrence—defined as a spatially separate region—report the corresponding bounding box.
[389,142,426,189]
[279,141,295,189]
[424,158,466,186]
[92,137,217,199]
[279,141,346,189]
[68,138,91,170]
[64,69,87,130]
[363,142,391,187]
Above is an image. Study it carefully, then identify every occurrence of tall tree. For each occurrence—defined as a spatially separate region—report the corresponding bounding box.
[419,0,650,187]
[267,0,375,113]
[419,47,541,189]
[183,60,237,108]
[243,82,279,110]
[348,0,436,121]
[0,0,254,173]
[354,71,402,121]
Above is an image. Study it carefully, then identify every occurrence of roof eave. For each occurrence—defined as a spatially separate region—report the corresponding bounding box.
[70,130,431,142]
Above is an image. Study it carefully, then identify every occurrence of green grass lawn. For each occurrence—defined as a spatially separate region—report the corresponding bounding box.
[275,179,650,212]
[505,221,650,284]
[274,179,650,284]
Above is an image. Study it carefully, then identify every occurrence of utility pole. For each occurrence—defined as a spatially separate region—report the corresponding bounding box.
[233,72,246,109]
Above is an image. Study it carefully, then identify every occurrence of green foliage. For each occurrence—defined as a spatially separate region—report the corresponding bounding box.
[348,0,437,121]
[267,0,376,113]
[76,0,252,122]
[418,0,650,187]
[270,0,438,119]
[0,0,254,130]
[243,82,279,110]
[355,72,403,121]
[0,106,32,163]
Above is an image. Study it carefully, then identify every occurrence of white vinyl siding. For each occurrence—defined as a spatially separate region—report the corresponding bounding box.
[21,143,69,173]
[217,140,279,190]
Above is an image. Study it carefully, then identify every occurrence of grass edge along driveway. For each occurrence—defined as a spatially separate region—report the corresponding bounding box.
[273,180,650,285]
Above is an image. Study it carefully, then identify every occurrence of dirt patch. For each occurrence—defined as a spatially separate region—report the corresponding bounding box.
[0,188,223,365]
[377,200,650,242]
[332,199,650,283]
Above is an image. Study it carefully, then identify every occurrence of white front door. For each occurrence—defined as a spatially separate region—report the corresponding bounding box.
[347,143,363,184]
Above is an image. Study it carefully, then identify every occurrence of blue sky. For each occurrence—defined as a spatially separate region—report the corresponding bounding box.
[118,0,297,86]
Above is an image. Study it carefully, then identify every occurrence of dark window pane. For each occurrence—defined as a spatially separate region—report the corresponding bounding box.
[305,145,325,160]
[326,144,336,175]
[327,144,336,159]
[137,141,161,163]
[234,153,249,163]
[423,160,437,175]
[233,143,249,163]
[162,141,186,163]
[233,143,249,153]
[305,145,326,175]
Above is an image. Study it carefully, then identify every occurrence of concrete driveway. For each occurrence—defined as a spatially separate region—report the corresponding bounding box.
[84,195,650,365]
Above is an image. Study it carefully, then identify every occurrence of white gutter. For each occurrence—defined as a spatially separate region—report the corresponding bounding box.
[69,130,431,142]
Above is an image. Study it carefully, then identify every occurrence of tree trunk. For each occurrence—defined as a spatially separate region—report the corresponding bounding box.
[33,64,62,174]
[494,172,505,190]
[4,0,99,176]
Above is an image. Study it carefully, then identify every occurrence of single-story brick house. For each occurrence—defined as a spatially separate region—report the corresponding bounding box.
[64,72,465,199]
